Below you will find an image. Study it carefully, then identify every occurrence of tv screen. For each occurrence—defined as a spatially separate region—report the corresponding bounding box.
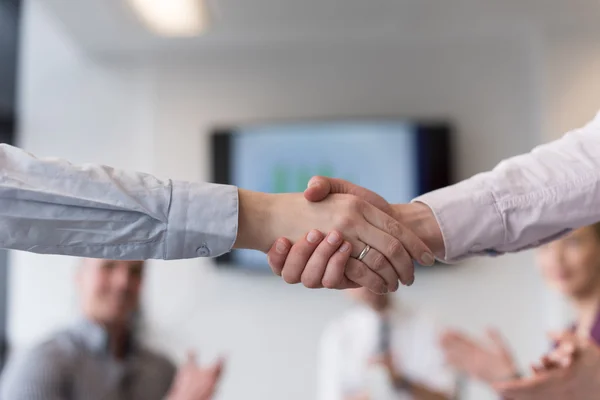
[212,120,453,270]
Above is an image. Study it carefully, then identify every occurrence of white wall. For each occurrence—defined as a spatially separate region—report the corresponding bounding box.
[542,33,600,140]
[9,1,597,400]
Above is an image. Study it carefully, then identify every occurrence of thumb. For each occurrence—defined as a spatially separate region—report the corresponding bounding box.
[185,350,198,365]
[305,176,393,214]
[486,328,508,349]
[486,328,514,361]
[304,176,333,202]
[213,356,226,376]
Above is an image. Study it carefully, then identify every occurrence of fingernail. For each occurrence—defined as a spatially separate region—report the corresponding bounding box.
[407,276,415,286]
[307,179,320,188]
[339,242,351,253]
[307,230,321,243]
[327,231,341,245]
[421,252,435,266]
[275,240,288,254]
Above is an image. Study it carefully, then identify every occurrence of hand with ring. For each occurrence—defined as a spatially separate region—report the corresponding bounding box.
[265,178,441,293]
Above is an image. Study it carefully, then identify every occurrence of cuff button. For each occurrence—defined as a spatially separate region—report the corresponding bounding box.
[197,244,210,257]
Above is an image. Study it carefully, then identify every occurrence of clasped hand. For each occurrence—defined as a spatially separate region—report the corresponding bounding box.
[243,177,441,294]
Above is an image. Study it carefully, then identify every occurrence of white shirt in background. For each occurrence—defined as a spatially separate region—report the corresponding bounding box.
[317,304,456,400]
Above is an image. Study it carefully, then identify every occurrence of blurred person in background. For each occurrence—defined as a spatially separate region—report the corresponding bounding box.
[318,287,456,400]
[0,258,224,400]
[441,224,600,399]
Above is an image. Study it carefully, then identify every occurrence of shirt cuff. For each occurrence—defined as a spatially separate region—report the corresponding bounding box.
[412,177,506,262]
[166,181,238,259]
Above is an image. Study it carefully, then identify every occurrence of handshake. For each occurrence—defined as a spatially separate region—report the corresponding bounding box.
[234,176,445,294]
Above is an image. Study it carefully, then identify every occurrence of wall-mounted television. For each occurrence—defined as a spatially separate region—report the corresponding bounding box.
[211,119,453,270]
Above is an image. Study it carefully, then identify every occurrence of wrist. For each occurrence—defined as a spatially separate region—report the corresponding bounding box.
[391,202,445,259]
[233,189,276,252]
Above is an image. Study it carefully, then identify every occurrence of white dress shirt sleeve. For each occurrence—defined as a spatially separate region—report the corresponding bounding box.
[415,111,600,262]
[0,144,238,259]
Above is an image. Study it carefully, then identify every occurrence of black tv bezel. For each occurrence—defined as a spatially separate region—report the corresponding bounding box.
[210,118,453,267]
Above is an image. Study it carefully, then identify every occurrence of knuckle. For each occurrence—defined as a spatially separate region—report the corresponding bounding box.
[340,196,363,216]
[346,262,366,280]
[370,252,387,272]
[387,239,405,258]
[384,218,403,239]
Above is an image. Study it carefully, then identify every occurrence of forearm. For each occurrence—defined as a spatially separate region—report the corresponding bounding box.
[233,189,275,252]
[0,144,238,259]
[409,112,600,262]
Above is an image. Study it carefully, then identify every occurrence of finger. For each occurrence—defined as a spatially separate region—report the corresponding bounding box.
[440,331,471,350]
[362,204,435,267]
[344,258,388,294]
[540,355,560,370]
[548,331,563,342]
[486,328,507,348]
[554,341,576,358]
[213,357,226,378]
[281,230,325,285]
[186,350,197,365]
[531,363,543,375]
[486,328,513,357]
[304,176,333,202]
[320,239,353,289]
[354,224,413,287]
[440,330,470,345]
[301,231,344,289]
[548,349,574,368]
[352,240,401,291]
[267,238,292,276]
[443,340,477,361]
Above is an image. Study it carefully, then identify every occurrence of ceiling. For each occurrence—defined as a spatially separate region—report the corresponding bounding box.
[39,0,600,57]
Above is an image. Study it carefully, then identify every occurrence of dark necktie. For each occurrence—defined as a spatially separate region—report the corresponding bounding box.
[377,315,391,355]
